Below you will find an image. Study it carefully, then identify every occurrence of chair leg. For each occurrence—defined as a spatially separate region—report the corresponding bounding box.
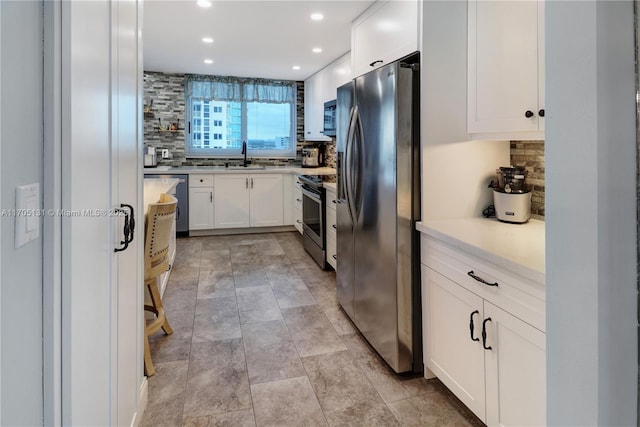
[144,329,155,377]
[147,278,173,336]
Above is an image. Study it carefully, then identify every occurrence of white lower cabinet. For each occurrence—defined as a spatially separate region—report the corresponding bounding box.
[188,174,214,230]
[423,267,487,419]
[483,301,546,427]
[214,174,284,229]
[293,175,303,234]
[324,186,337,269]
[421,235,545,426]
[213,175,250,228]
[249,174,284,227]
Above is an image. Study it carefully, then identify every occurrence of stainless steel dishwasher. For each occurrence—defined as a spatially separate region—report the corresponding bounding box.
[144,174,189,236]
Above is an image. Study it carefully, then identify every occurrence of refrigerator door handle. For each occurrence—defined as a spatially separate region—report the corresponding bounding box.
[353,107,365,220]
[344,106,358,224]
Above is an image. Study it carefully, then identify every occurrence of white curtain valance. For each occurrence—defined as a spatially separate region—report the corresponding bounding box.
[185,75,296,104]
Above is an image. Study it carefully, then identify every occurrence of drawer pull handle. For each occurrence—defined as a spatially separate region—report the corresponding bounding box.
[296,198,302,202]
[296,220,302,224]
[332,255,337,260]
[467,271,498,287]
[482,317,492,350]
[332,224,337,229]
[332,199,337,204]
[469,310,480,342]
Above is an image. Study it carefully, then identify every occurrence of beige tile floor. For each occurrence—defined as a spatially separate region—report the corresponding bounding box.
[141,232,484,427]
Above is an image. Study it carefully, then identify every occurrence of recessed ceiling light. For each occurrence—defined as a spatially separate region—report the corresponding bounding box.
[292,65,301,70]
[197,0,212,8]
[310,13,324,21]
[202,37,214,44]
[204,59,213,64]
[312,47,322,53]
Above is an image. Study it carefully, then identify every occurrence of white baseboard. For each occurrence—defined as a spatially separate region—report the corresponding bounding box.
[131,378,148,427]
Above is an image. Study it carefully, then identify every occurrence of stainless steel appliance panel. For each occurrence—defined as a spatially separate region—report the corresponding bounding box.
[353,62,408,373]
[336,82,355,321]
[336,54,420,374]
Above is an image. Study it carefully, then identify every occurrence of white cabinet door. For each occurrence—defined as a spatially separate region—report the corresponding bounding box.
[249,174,284,227]
[304,72,327,140]
[189,186,214,230]
[333,52,352,90]
[325,187,337,269]
[214,175,250,228]
[468,0,544,135]
[423,266,487,421]
[352,0,419,78]
[484,301,546,427]
[293,176,303,234]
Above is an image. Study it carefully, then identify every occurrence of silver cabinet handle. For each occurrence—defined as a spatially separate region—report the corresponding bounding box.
[210,192,212,203]
[296,198,302,202]
[332,224,337,229]
[296,220,302,224]
[245,178,248,189]
[332,255,337,260]
[251,178,253,189]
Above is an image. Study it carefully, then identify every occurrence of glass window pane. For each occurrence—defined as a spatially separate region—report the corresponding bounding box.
[246,102,291,151]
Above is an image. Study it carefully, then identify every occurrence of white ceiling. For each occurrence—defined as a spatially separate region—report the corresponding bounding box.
[143,0,374,81]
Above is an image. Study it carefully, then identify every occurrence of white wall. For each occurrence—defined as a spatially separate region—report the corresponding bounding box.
[421,1,510,220]
[546,1,637,425]
[0,1,44,425]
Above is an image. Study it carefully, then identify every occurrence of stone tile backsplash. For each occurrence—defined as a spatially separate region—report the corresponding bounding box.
[510,140,545,219]
[143,71,336,169]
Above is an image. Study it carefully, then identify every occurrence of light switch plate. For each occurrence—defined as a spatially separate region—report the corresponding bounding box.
[15,183,40,248]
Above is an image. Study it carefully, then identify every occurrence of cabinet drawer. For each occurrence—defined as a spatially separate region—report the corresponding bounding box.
[326,234,337,269]
[294,206,303,234]
[325,207,337,238]
[421,235,545,332]
[325,188,337,214]
[294,188,303,209]
[190,174,214,187]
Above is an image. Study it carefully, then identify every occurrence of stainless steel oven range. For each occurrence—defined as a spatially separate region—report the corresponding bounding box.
[299,174,332,269]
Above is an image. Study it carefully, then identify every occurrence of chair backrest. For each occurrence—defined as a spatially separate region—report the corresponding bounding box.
[144,193,177,281]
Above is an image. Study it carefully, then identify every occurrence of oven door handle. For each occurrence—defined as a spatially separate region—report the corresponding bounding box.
[301,186,322,202]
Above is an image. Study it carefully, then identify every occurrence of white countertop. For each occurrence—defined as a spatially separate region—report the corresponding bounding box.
[416,217,545,283]
[143,166,336,176]
[323,182,337,191]
[143,178,181,214]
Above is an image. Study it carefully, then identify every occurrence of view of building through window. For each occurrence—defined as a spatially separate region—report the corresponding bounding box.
[190,100,292,152]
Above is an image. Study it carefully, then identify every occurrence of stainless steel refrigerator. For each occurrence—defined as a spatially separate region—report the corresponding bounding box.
[336,54,421,374]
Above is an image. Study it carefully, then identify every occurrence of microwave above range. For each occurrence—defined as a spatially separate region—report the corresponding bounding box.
[323,99,336,137]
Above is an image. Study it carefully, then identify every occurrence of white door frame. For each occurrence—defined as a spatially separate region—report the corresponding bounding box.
[43,1,63,425]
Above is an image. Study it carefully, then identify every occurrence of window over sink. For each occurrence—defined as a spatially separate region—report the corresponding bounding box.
[185,75,297,159]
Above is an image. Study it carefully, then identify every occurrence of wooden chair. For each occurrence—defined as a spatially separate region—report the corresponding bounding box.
[143,193,177,377]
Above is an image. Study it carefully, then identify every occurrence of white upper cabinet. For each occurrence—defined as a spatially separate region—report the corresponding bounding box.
[332,52,352,90]
[351,0,420,78]
[467,0,545,138]
[304,52,351,141]
[304,71,330,141]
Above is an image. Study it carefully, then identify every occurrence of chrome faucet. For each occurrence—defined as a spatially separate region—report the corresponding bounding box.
[241,140,250,167]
